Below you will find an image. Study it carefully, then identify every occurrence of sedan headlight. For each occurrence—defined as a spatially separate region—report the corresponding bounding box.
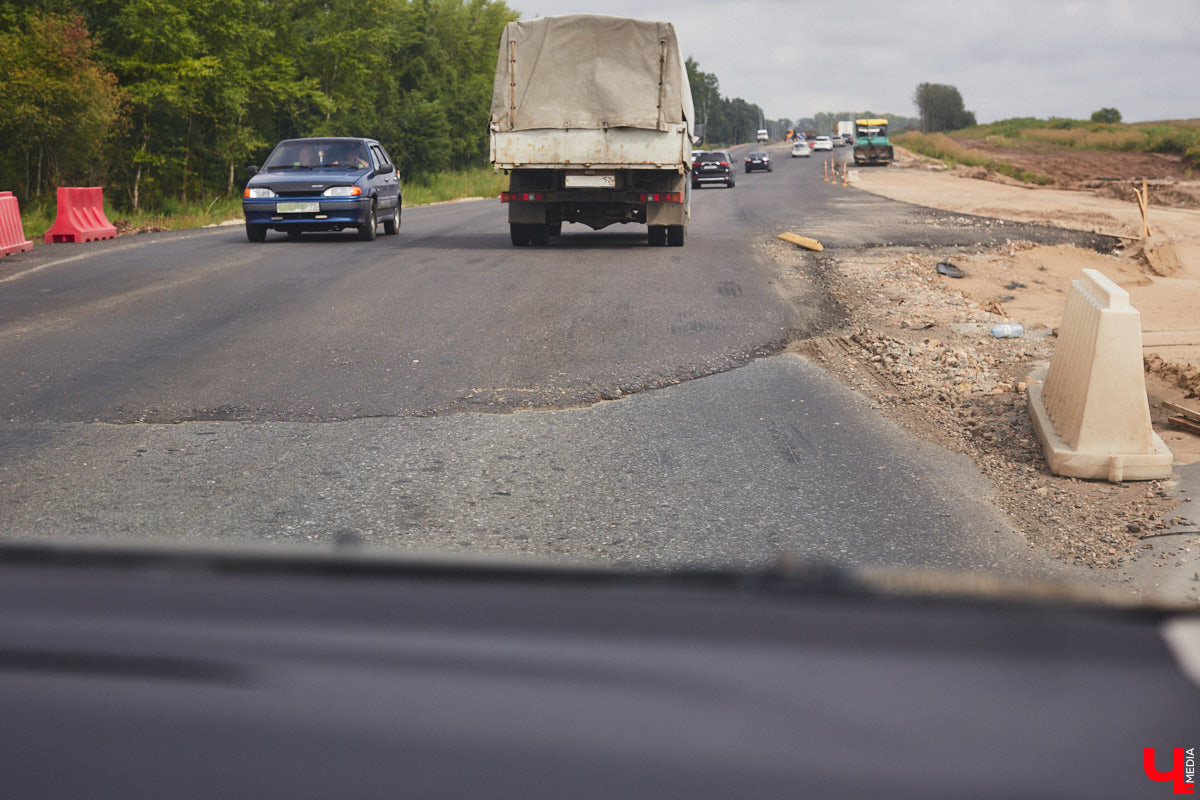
[244,187,276,199]
[322,186,362,197]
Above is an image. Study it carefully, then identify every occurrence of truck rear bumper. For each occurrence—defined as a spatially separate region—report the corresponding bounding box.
[502,171,689,229]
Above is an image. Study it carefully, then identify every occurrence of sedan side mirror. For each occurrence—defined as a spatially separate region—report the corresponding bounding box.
[246,165,259,176]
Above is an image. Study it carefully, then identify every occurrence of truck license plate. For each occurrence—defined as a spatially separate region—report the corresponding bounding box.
[564,173,616,188]
[277,202,319,213]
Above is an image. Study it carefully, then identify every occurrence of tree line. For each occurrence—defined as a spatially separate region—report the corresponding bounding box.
[0,0,520,210]
[0,2,797,213]
[793,111,922,137]
[685,57,770,147]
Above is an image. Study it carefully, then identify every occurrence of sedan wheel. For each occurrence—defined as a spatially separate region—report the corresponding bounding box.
[357,200,377,241]
[383,203,400,235]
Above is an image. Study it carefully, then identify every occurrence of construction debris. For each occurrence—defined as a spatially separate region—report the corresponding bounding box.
[778,232,824,251]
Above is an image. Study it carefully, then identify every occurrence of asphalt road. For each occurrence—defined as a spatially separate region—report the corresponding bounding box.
[0,145,1113,575]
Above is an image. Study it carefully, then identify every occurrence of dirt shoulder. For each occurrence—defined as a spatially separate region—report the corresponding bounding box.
[786,153,1200,604]
[852,147,1200,401]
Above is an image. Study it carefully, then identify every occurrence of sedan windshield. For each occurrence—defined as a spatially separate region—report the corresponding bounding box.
[265,140,370,169]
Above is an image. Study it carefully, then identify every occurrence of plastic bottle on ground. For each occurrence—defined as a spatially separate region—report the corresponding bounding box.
[989,323,1024,338]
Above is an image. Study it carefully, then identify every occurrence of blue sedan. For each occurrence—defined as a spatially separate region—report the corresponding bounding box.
[242,137,401,242]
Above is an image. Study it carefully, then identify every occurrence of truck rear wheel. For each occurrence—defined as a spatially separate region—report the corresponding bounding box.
[510,223,531,246]
[647,225,667,246]
[667,225,685,247]
[529,223,549,246]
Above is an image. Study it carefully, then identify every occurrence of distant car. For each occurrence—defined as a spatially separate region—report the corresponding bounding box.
[791,140,812,157]
[812,136,834,151]
[756,129,769,143]
[692,151,735,188]
[744,151,772,173]
[242,137,401,242]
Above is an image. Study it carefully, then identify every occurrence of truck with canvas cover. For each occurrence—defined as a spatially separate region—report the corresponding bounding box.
[489,14,694,247]
[852,118,894,165]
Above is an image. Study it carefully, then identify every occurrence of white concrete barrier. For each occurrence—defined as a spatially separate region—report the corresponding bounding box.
[1026,268,1172,482]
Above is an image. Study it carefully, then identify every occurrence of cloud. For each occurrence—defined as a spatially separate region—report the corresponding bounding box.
[515,0,1200,122]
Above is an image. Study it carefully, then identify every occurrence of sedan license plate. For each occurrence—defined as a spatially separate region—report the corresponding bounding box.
[277,201,319,213]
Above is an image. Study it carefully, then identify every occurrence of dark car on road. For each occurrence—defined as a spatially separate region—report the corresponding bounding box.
[744,151,772,173]
[242,137,401,242]
[692,150,735,189]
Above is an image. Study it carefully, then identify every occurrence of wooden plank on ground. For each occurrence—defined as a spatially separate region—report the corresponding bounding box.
[1163,401,1200,423]
[778,232,824,251]
[1167,416,1200,435]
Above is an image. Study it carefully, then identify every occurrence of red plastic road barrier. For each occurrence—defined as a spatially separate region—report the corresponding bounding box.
[0,191,34,257]
[43,186,118,244]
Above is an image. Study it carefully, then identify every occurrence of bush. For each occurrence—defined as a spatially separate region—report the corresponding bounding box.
[1091,108,1122,124]
[1143,126,1200,155]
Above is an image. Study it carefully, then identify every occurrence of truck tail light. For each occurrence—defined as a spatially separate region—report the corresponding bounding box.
[501,191,544,202]
[639,192,683,203]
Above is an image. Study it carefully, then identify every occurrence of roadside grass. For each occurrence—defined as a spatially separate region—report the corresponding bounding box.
[402,167,507,207]
[947,118,1200,165]
[893,131,1054,185]
[17,168,508,240]
[19,195,245,242]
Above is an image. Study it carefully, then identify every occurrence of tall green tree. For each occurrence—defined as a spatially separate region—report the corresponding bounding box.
[685,56,763,146]
[913,83,976,133]
[0,12,125,200]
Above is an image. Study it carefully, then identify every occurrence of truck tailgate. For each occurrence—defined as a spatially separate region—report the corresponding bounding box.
[491,127,689,171]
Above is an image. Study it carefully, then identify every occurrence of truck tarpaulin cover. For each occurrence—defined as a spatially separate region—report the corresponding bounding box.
[490,14,694,135]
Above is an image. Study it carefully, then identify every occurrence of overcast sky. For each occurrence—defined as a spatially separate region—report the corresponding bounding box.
[516,0,1199,124]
